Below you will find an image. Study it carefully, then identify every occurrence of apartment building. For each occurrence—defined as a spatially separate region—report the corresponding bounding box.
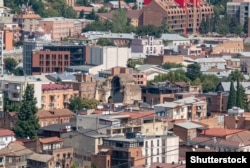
[32,50,70,75]
[227,0,250,25]
[0,129,16,150]
[130,36,164,55]
[0,31,2,75]
[212,40,244,54]
[195,57,226,72]
[240,52,250,74]
[41,83,78,110]
[39,17,74,40]
[140,0,213,33]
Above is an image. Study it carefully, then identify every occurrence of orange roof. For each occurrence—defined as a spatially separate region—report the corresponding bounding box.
[14,13,41,19]
[39,137,63,144]
[73,6,93,12]
[201,128,243,137]
[14,141,24,146]
[36,109,75,119]
[92,109,105,114]
[118,111,155,119]
[0,129,15,137]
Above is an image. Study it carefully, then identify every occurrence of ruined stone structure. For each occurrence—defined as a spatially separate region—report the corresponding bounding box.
[95,74,142,104]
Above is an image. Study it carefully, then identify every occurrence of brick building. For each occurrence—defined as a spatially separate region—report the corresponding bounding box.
[144,55,184,65]
[32,50,70,75]
[140,0,213,33]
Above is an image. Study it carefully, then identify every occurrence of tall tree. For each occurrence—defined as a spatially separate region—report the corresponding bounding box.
[186,63,202,81]
[112,9,128,33]
[227,81,236,109]
[13,85,40,139]
[4,58,18,74]
[236,78,243,108]
[227,70,245,82]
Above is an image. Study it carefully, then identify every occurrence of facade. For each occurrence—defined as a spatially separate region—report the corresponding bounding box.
[32,50,70,75]
[140,0,213,33]
[130,36,164,55]
[39,17,74,40]
[0,142,34,168]
[23,39,48,75]
[0,129,16,150]
[178,45,202,56]
[227,1,250,25]
[0,31,3,74]
[240,53,250,74]
[195,57,227,72]
[143,55,184,66]
[88,46,132,69]
[41,83,78,110]
[36,109,75,127]
[212,40,243,54]
[143,135,179,167]
[66,0,75,7]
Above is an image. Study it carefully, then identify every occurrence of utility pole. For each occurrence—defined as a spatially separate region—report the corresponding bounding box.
[193,0,197,34]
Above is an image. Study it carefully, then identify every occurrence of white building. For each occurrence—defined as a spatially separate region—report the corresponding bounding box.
[136,0,144,9]
[195,57,226,72]
[161,33,190,46]
[0,75,51,108]
[0,129,16,150]
[131,36,164,55]
[88,46,132,70]
[143,135,179,166]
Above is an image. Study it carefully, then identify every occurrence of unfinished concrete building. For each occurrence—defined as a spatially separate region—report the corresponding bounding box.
[140,0,213,33]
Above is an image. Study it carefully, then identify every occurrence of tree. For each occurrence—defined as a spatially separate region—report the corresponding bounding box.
[243,17,248,34]
[112,9,128,33]
[199,18,208,34]
[82,21,107,32]
[13,67,24,76]
[186,63,202,81]
[82,98,100,109]
[97,7,108,13]
[4,58,18,74]
[97,38,115,46]
[150,70,190,83]
[69,97,84,113]
[227,81,236,109]
[127,58,142,68]
[200,74,220,93]
[86,9,98,21]
[136,25,164,38]
[13,85,40,139]
[227,70,245,82]
[236,78,243,108]
[162,62,183,70]
[79,10,85,18]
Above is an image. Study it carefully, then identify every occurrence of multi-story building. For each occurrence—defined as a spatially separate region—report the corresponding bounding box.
[66,0,75,7]
[227,0,250,25]
[195,57,227,72]
[23,39,48,75]
[140,0,213,33]
[212,40,243,54]
[32,50,70,75]
[178,45,202,56]
[87,46,132,69]
[36,109,75,127]
[39,17,74,40]
[240,53,250,74]
[41,83,78,110]
[0,91,3,119]
[0,31,3,74]
[130,36,164,55]
[13,5,41,37]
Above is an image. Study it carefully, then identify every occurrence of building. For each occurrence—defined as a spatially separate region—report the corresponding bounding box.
[66,0,75,7]
[41,83,78,110]
[13,5,41,37]
[143,55,184,66]
[227,0,250,25]
[32,50,70,75]
[0,129,16,150]
[178,45,202,56]
[43,43,88,67]
[173,121,206,144]
[140,0,213,33]
[161,33,190,46]
[0,142,34,168]
[39,17,74,40]
[195,57,226,72]
[23,39,48,75]
[0,31,3,74]
[27,153,53,168]
[130,36,164,55]
[36,109,75,127]
[61,129,108,167]
[88,46,132,69]
[240,52,250,74]
[0,91,3,120]
[212,40,243,54]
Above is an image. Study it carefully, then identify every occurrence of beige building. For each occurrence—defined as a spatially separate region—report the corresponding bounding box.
[41,83,78,110]
[212,40,243,54]
[65,0,75,7]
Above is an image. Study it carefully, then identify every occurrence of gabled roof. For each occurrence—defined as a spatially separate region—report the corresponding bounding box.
[0,129,15,137]
[0,142,33,156]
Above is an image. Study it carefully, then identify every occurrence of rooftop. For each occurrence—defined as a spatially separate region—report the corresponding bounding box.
[201,128,244,137]
[0,129,15,137]
[28,153,53,163]
[161,33,189,41]
[39,137,63,144]
[42,83,72,91]
[0,142,33,156]
[36,109,75,118]
[174,121,205,129]
[40,122,76,132]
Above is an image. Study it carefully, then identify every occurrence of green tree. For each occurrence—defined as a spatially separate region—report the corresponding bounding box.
[227,81,236,109]
[227,70,245,82]
[86,9,98,20]
[82,98,100,109]
[200,74,220,93]
[112,9,127,33]
[243,17,248,34]
[162,62,183,70]
[4,58,18,73]
[236,78,243,108]
[69,97,84,113]
[82,21,107,32]
[97,7,108,13]
[127,58,142,68]
[150,70,190,83]
[97,38,115,46]
[192,78,201,85]
[186,63,202,81]
[199,18,208,34]
[136,25,164,38]
[13,84,40,139]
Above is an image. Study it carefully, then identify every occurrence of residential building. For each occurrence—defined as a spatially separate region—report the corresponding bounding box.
[73,6,93,17]
[13,5,41,37]
[142,135,179,166]
[1,112,17,130]
[212,40,243,54]
[41,83,78,110]
[0,91,3,120]
[23,39,48,75]
[0,31,3,74]
[140,0,213,33]
[27,153,53,168]
[0,142,34,168]
[240,52,250,74]
[178,45,202,56]
[227,0,250,25]
[107,1,130,9]
[195,57,227,72]
[131,36,164,55]
[0,23,20,47]
[0,129,16,150]
[87,46,132,69]
[66,0,75,7]
[216,82,250,92]
[137,0,144,9]
[39,17,74,40]
[61,129,108,167]
[161,33,190,46]
[36,109,75,127]
[227,1,241,18]
[223,55,240,69]
[173,121,206,144]
[0,75,46,108]
[32,50,70,75]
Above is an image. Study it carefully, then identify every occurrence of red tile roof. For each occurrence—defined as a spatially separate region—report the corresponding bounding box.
[73,6,93,12]
[39,137,63,144]
[42,83,72,91]
[201,128,244,138]
[36,109,75,119]
[118,111,155,119]
[0,129,15,137]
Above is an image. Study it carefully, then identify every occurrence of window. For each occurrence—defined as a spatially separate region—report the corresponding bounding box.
[157,140,159,147]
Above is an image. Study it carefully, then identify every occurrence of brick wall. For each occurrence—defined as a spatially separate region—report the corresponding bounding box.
[144,55,184,65]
